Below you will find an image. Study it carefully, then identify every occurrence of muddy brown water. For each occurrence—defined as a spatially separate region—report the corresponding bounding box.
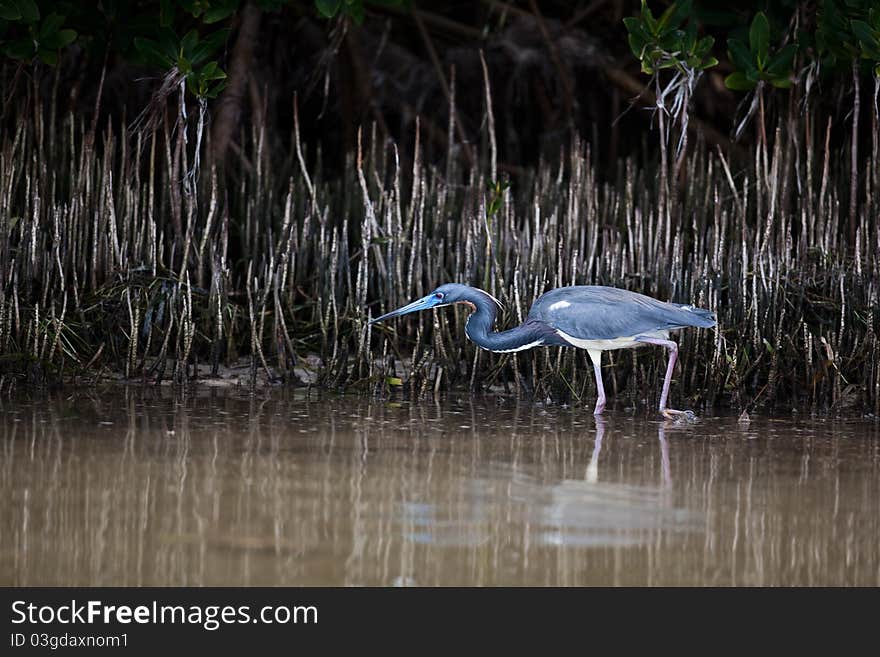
[1,389,878,586]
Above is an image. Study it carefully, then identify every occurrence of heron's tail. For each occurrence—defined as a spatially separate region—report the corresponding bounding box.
[677,305,716,328]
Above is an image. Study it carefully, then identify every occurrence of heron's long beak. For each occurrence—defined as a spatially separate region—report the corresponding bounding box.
[369,294,440,325]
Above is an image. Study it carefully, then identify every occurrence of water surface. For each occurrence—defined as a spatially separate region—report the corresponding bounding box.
[2,389,878,586]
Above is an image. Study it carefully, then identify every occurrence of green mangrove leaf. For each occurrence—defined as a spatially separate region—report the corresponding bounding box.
[623,17,648,57]
[56,28,76,47]
[728,38,754,73]
[157,26,178,60]
[12,0,38,23]
[37,47,56,65]
[657,0,691,33]
[177,53,192,75]
[690,54,718,69]
[40,27,76,50]
[133,37,173,69]
[38,12,64,38]
[627,33,647,59]
[343,0,364,23]
[657,30,679,52]
[315,0,342,18]
[0,1,22,21]
[200,61,227,81]
[189,28,230,65]
[852,19,880,59]
[683,21,697,53]
[179,0,203,17]
[766,43,797,77]
[159,0,173,27]
[180,28,199,56]
[204,0,239,24]
[695,35,715,58]
[750,11,770,69]
[204,79,227,99]
[639,0,657,36]
[724,71,756,91]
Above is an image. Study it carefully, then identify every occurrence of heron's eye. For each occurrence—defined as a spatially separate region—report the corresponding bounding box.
[435,293,444,300]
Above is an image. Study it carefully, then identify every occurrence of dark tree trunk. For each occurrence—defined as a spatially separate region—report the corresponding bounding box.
[211,2,262,163]
[850,60,860,246]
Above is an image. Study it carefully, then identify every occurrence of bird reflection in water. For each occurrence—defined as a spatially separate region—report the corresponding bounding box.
[585,416,671,488]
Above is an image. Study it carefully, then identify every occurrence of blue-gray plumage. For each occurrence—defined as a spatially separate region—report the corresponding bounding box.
[370,283,716,419]
[528,286,716,339]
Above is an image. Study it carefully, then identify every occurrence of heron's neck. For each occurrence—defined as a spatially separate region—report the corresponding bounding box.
[463,293,557,353]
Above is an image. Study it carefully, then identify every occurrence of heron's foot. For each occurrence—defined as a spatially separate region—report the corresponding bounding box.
[593,401,606,415]
[661,408,697,423]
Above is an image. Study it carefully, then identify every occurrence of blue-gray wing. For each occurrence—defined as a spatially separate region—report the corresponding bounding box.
[527,286,716,340]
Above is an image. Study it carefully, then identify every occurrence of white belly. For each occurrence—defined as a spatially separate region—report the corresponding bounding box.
[555,328,670,351]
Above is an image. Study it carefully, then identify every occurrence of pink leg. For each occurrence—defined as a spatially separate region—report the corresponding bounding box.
[588,350,606,415]
[634,336,696,421]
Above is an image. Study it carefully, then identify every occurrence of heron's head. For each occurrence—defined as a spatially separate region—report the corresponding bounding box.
[369,283,500,324]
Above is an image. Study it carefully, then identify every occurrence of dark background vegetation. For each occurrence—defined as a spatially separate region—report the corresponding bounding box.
[3,0,876,174]
[2,0,880,414]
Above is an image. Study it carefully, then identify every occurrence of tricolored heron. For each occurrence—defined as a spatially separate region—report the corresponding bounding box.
[370,283,716,419]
